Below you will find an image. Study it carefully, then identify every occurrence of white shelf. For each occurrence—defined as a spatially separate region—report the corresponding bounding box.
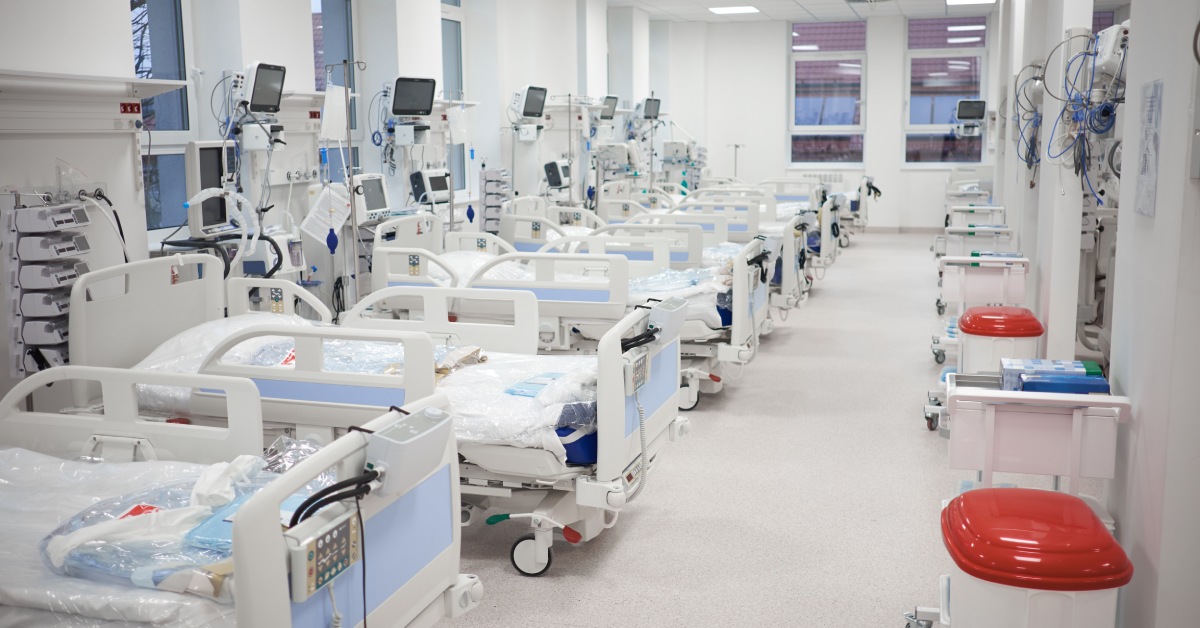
[0,69,185,99]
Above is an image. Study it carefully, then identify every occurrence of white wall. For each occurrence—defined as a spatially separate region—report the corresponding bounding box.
[239,0,316,92]
[0,0,135,77]
[648,21,670,107]
[664,22,707,145]
[702,21,789,184]
[1107,0,1200,625]
[608,6,650,106]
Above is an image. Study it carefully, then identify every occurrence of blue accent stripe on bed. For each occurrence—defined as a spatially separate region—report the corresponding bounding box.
[203,379,405,407]
[387,281,430,287]
[488,286,612,302]
[776,194,809,202]
[291,464,453,627]
[514,241,544,252]
[729,224,749,232]
[624,340,680,436]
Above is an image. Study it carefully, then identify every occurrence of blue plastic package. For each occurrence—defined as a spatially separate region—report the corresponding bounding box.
[1020,374,1110,394]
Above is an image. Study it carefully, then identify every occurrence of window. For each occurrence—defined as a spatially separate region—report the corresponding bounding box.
[132,0,196,232]
[314,0,356,128]
[790,22,866,164]
[905,17,986,163]
[1092,11,1115,33]
[132,0,188,131]
[442,15,467,191]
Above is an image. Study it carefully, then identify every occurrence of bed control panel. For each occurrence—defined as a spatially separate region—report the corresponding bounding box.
[365,406,453,497]
[624,347,649,393]
[286,509,361,602]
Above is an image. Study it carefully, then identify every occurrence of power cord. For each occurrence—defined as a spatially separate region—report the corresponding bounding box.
[356,494,368,628]
[1194,19,1200,66]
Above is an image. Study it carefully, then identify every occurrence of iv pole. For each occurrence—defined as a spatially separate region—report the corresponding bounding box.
[728,144,745,179]
[328,58,367,306]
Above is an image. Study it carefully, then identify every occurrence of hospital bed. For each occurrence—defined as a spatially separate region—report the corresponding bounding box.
[371,214,518,293]
[341,287,691,575]
[0,365,481,627]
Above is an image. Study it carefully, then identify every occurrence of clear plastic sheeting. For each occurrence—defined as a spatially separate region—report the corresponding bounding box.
[440,353,599,462]
[0,448,233,626]
[263,435,331,486]
[134,313,318,415]
[39,453,328,607]
[702,243,744,272]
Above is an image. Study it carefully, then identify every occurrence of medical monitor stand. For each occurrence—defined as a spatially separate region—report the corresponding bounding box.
[328,57,368,306]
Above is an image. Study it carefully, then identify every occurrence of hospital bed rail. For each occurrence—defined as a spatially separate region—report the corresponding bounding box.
[342,286,540,354]
[0,366,483,627]
[537,235,673,278]
[588,223,706,269]
[194,325,437,441]
[0,365,263,463]
[929,255,1030,365]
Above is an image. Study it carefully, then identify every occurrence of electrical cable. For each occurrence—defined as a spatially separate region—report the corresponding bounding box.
[1194,18,1200,65]
[79,195,129,263]
[294,485,371,527]
[356,495,368,628]
[287,470,379,529]
[625,388,649,503]
[328,581,343,628]
[1042,34,1095,103]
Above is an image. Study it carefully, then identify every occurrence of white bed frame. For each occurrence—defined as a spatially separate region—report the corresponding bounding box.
[930,256,1030,366]
[0,366,481,628]
[342,287,691,575]
[933,225,1015,258]
[588,223,706,269]
[372,215,518,294]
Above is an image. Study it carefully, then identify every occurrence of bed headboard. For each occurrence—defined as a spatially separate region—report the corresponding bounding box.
[342,287,540,354]
[465,253,630,322]
[227,277,334,322]
[0,365,263,463]
[589,223,705,269]
[69,254,225,369]
[537,235,671,278]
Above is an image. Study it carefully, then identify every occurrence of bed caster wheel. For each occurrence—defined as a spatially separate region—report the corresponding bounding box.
[925,413,940,431]
[838,234,850,248]
[933,350,946,364]
[510,533,552,577]
[679,396,699,411]
[936,301,946,316]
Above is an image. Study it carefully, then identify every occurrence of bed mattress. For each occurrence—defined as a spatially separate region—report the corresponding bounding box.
[0,449,232,627]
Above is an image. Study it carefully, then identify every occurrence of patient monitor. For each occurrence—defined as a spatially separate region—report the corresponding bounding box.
[350,173,392,223]
[244,62,287,114]
[510,85,548,119]
[954,99,986,138]
[410,168,451,204]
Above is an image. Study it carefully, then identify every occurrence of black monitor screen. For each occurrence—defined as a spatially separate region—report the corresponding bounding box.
[198,147,227,226]
[957,100,987,121]
[600,96,618,120]
[561,164,570,180]
[361,177,388,210]
[392,77,437,116]
[429,175,449,192]
[522,87,547,118]
[249,64,287,113]
[643,98,661,120]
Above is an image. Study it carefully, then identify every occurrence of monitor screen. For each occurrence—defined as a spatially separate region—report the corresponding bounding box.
[429,175,449,192]
[600,95,618,120]
[198,147,228,226]
[522,87,547,118]
[248,64,287,113]
[643,98,661,120]
[360,177,388,211]
[956,99,987,121]
[392,77,437,116]
[561,164,570,180]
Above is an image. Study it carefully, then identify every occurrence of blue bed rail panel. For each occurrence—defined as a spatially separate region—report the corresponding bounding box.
[291,464,454,627]
[204,380,406,407]
[623,340,680,436]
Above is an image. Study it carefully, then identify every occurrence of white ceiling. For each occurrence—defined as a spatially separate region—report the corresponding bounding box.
[605,0,998,22]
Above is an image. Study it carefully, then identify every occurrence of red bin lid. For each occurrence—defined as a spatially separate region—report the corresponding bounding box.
[958,306,1044,337]
[942,488,1133,592]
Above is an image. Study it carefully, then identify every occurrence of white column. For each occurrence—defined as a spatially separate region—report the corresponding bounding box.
[862,16,905,230]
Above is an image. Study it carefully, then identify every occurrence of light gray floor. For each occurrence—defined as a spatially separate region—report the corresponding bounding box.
[446,232,969,627]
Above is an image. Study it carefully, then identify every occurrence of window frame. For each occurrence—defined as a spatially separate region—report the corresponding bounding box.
[903,18,988,165]
[138,0,200,240]
[441,1,470,194]
[789,28,867,168]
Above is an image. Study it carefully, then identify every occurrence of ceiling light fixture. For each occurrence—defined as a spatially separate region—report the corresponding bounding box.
[793,44,819,51]
[947,25,986,31]
[929,72,949,77]
[792,31,799,36]
[709,6,759,14]
[838,62,862,68]
[947,36,982,44]
[946,0,996,5]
